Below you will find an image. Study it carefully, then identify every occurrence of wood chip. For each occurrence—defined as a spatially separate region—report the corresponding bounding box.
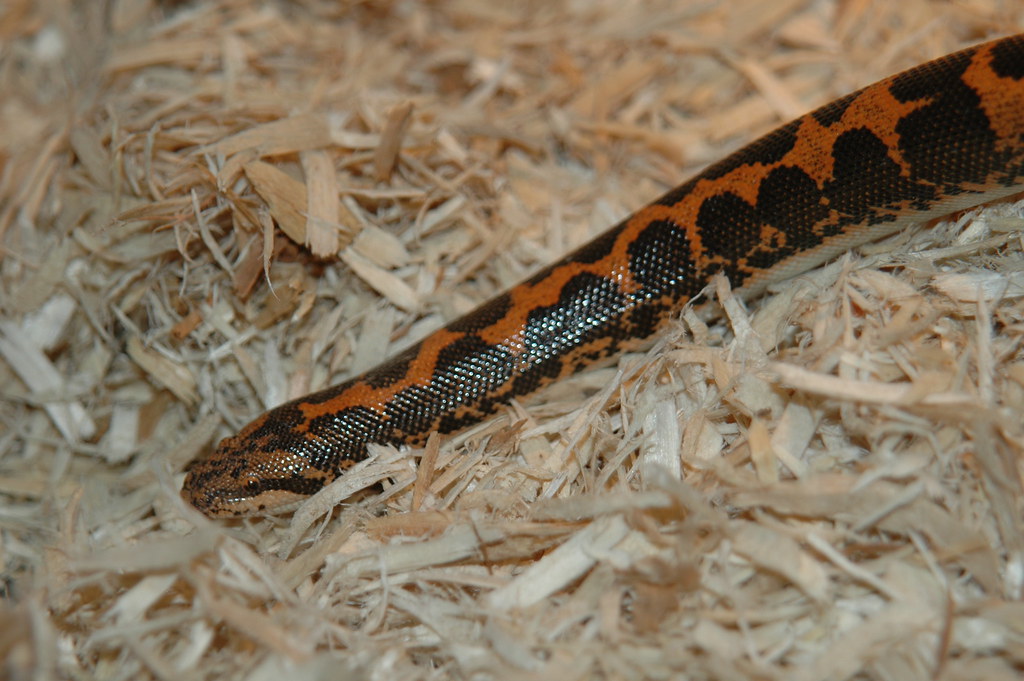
[243,159,307,245]
[5,4,1023,679]
[374,101,414,182]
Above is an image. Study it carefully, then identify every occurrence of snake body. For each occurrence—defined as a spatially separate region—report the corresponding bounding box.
[183,35,1024,517]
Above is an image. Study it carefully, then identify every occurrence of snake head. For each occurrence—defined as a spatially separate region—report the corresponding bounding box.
[180,384,393,517]
[180,405,337,517]
[180,432,331,517]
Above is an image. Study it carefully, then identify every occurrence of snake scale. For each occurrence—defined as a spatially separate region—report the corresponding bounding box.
[183,34,1024,517]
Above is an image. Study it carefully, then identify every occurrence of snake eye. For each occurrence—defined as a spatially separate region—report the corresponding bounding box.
[243,474,261,490]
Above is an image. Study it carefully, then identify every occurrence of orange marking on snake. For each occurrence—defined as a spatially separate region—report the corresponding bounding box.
[183,35,1024,516]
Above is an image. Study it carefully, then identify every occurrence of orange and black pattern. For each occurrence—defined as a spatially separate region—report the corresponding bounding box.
[184,34,1024,516]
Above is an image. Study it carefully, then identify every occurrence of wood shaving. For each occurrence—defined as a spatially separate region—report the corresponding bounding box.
[2,2,1023,680]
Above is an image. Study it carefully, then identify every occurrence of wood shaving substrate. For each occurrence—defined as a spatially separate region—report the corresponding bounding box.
[2,2,1023,680]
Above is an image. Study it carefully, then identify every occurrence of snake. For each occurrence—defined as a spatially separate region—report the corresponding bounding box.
[182,34,1024,517]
